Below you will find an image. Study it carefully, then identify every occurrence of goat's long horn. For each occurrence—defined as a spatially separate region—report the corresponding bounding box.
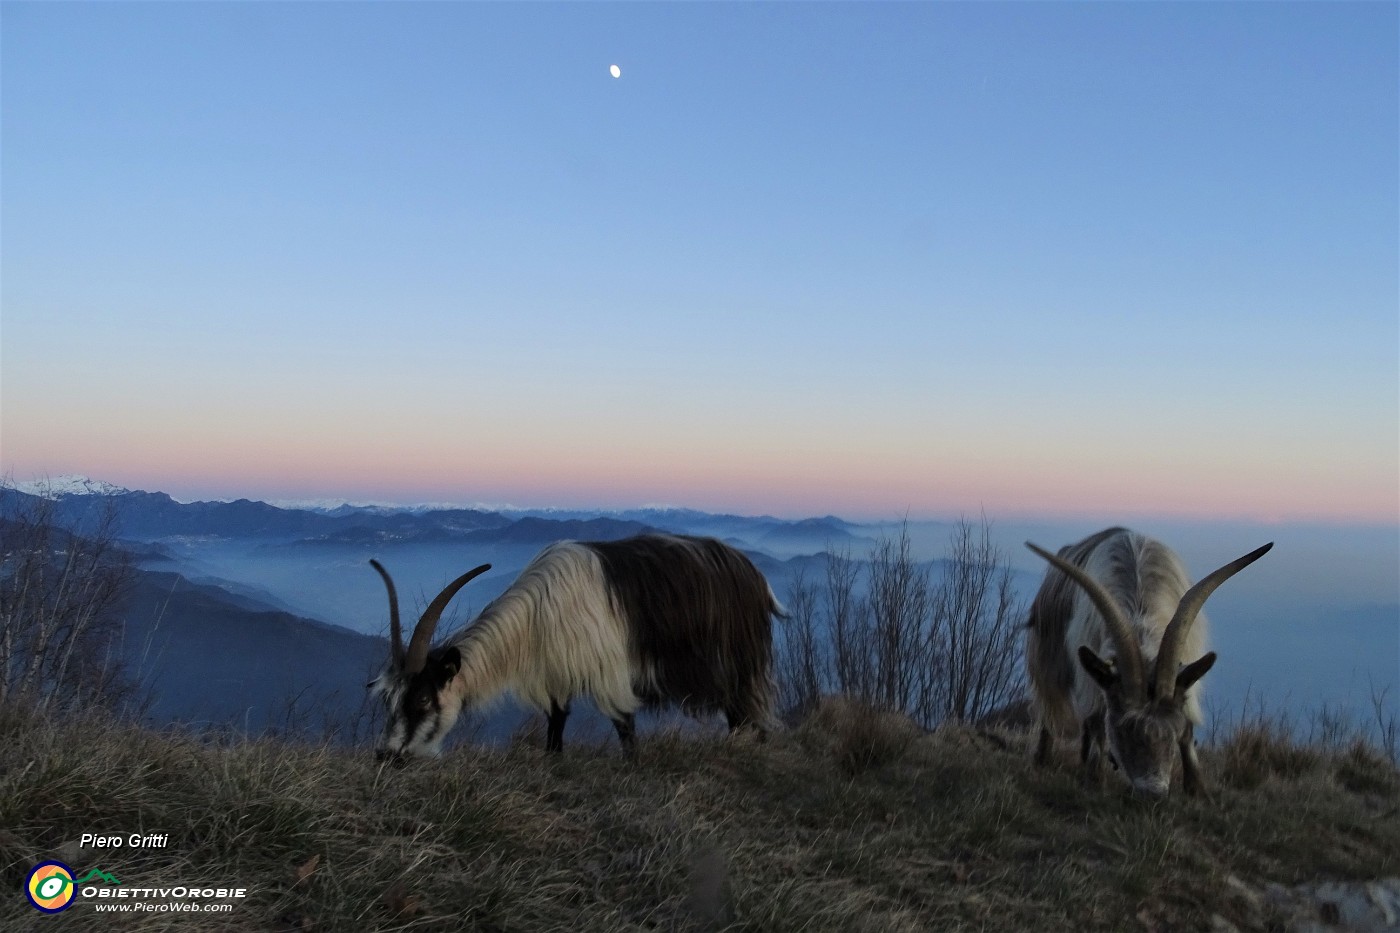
[369,559,404,669]
[403,563,492,675]
[1027,542,1144,695]
[1154,542,1273,697]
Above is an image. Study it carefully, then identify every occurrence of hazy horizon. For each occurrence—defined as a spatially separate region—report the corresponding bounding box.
[11,470,1395,621]
[10,471,1400,533]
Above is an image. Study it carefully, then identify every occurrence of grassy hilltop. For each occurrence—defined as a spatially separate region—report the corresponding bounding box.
[2,698,1397,932]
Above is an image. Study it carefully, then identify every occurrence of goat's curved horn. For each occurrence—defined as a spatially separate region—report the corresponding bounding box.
[1155,542,1272,698]
[1027,542,1144,695]
[369,559,404,669]
[404,563,492,675]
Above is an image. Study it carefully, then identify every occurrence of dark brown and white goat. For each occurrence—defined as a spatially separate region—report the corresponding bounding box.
[1024,528,1272,797]
[367,533,780,761]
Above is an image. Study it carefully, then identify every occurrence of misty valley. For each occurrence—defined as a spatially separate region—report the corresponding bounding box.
[2,483,1395,749]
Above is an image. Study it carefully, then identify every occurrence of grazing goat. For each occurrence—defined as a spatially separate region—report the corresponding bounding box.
[367,533,780,761]
[1024,528,1272,797]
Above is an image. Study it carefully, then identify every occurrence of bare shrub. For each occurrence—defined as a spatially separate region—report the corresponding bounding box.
[867,528,932,717]
[776,517,1026,729]
[930,517,1025,724]
[0,481,135,710]
[775,566,824,719]
[824,545,872,702]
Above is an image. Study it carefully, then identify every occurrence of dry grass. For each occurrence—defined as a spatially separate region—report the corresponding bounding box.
[2,696,1396,932]
[794,695,922,776]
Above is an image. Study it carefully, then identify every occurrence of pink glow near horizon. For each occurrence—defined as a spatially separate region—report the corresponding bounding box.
[7,439,1395,525]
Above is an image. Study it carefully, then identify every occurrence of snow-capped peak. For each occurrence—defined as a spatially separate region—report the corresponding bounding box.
[12,475,131,498]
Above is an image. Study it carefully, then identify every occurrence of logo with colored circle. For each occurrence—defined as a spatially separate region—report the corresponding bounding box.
[26,861,76,913]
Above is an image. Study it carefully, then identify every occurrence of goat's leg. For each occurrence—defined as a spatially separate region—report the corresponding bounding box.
[546,699,570,753]
[612,712,637,755]
[725,706,770,743]
[1034,726,1054,767]
[1080,716,1106,788]
[1179,723,1211,799]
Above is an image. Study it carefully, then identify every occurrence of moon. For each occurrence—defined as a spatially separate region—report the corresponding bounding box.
[609,64,621,79]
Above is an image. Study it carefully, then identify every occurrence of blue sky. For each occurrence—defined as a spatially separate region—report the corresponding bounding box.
[3,1,1396,521]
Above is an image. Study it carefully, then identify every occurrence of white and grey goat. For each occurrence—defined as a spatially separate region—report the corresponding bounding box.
[1024,527,1272,797]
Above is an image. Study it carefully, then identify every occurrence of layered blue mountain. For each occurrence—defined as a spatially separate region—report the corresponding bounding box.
[0,485,871,740]
[120,567,383,735]
[1,486,862,552]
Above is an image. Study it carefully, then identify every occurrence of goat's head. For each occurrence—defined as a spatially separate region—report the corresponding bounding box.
[1027,540,1272,797]
[366,559,490,763]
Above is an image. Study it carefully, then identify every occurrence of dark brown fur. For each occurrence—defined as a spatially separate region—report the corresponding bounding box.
[586,534,778,731]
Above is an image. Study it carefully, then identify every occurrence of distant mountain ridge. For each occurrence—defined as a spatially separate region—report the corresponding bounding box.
[1,485,511,544]
[13,477,853,530]
[0,480,869,552]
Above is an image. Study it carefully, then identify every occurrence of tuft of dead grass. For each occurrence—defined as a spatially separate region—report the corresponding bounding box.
[796,695,923,776]
[1333,741,1400,798]
[1217,718,1327,790]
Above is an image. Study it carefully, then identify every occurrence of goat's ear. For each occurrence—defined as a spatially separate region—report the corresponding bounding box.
[434,646,462,685]
[1078,646,1118,691]
[1174,651,1216,697]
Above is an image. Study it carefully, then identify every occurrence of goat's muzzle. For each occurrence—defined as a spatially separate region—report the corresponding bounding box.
[1130,780,1170,801]
[375,749,409,769]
